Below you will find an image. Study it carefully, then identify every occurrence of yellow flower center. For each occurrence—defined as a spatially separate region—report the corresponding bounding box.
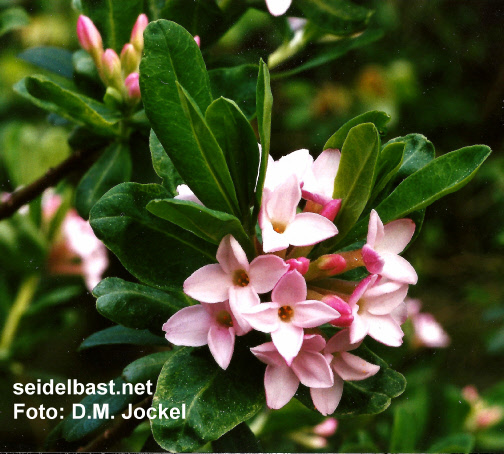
[278,305,294,322]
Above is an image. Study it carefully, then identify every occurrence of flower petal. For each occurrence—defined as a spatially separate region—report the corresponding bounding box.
[361,244,384,274]
[261,222,291,253]
[229,286,260,333]
[216,234,249,274]
[264,363,299,409]
[163,305,212,346]
[304,148,341,200]
[266,174,300,227]
[301,334,327,353]
[175,184,203,205]
[284,212,338,247]
[366,313,404,346]
[249,255,289,293]
[292,300,341,328]
[332,351,380,381]
[292,350,334,388]
[272,270,307,304]
[365,281,409,316]
[183,264,232,302]
[380,252,418,284]
[271,321,304,365]
[367,209,384,248]
[251,341,285,367]
[325,329,361,354]
[208,325,235,370]
[310,375,344,416]
[349,312,370,344]
[378,218,416,254]
[348,274,378,307]
[241,302,279,333]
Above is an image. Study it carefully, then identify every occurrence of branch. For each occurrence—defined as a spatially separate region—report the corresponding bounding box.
[0,147,102,221]
[77,396,153,452]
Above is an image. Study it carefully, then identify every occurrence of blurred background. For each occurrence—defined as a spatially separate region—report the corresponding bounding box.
[0,0,503,451]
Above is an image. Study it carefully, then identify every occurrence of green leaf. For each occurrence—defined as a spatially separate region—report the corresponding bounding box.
[18,46,74,79]
[75,142,132,219]
[368,141,405,204]
[80,0,144,52]
[123,351,174,385]
[26,286,82,316]
[149,130,182,196]
[151,347,264,452]
[0,7,29,36]
[297,0,373,36]
[79,325,167,350]
[254,60,273,219]
[61,377,143,442]
[209,65,258,120]
[324,110,390,150]
[212,423,261,453]
[93,277,191,335]
[140,20,238,215]
[391,133,436,181]
[147,198,254,257]
[89,183,216,290]
[14,75,120,136]
[340,144,491,248]
[427,433,475,454]
[206,97,260,221]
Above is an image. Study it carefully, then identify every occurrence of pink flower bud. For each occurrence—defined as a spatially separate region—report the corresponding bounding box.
[285,257,310,275]
[120,43,140,76]
[125,72,141,100]
[320,198,342,222]
[77,15,103,53]
[101,49,122,89]
[194,35,201,47]
[130,14,149,51]
[318,254,346,274]
[313,417,338,437]
[322,295,353,327]
[462,385,480,403]
[476,407,503,430]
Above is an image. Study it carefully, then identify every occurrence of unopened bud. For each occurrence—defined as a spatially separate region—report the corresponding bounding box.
[322,295,353,327]
[101,49,122,90]
[120,43,140,76]
[77,15,103,64]
[125,72,141,100]
[313,417,338,437]
[318,254,347,274]
[320,198,342,222]
[286,257,310,275]
[194,35,201,47]
[130,14,149,51]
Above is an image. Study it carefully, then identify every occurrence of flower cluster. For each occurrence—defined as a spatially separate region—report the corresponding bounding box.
[163,148,418,415]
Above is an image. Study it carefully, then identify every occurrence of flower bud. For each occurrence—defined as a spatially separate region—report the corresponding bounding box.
[101,49,122,90]
[285,257,310,275]
[320,198,342,221]
[318,254,347,274]
[77,15,103,64]
[125,72,141,101]
[130,14,149,51]
[313,417,338,437]
[120,43,140,76]
[322,295,353,327]
[194,35,201,47]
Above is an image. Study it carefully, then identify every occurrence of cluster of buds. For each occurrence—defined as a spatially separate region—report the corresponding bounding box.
[76,14,148,105]
[463,385,503,431]
[164,147,420,415]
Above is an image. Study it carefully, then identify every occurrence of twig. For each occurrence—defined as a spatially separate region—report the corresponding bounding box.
[77,395,153,452]
[0,147,101,221]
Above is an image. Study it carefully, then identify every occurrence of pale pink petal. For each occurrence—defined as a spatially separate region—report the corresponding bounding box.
[183,264,232,302]
[378,218,416,254]
[216,234,249,274]
[310,376,344,416]
[272,270,307,305]
[265,174,300,227]
[261,222,291,253]
[412,313,450,348]
[332,352,380,381]
[265,149,312,189]
[208,325,235,369]
[163,305,212,346]
[291,351,334,388]
[320,198,342,222]
[349,313,370,344]
[284,212,338,247]
[366,314,404,346]
[301,334,327,352]
[325,329,361,354]
[271,321,304,365]
[175,184,203,205]
[228,286,260,333]
[251,341,285,367]
[348,274,378,307]
[313,417,338,437]
[292,300,340,328]
[392,301,408,325]
[380,252,418,284]
[305,148,341,200]
[249,255,288,293]
[366,209,384,248]
[264,364,299,409]
[406,298,422,317]
[361,244,384,274]
[265,0,292,17]
[241,302,279,333]
[365,282,409,316]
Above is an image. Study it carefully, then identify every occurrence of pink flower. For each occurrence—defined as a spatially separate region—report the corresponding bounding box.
[265,0,292,16]
[259,175,338,253]
[184,235,288,331]
[193,35,201,47]
[362,210,418,284]
[302,148,341,207]
[163,301,244,370]
[243,270,340,364]
[406,298,450,348]
[348,274,408,346]
[264,149,313,191]
[251,334,333,410]
[174,184,203,206]
[285,257,310,275]
[311,329,380,415]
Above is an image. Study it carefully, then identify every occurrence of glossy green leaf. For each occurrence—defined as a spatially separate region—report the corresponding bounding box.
[79,325,167,350]
[206,97,260,221]
[18,46,74,79]
[254,60,273,219]
[26,286,82,316]
[147,198,254,257]
[390,133,436,181]
[140,20,239,215]
[123,351,174,385]
[368,141,405,204]
[0,7,29,36]
[324,110,390,150]
[149,130,182,197]
[93,277,191,335]
[297,0,373,36]
[61,377,142,442]
[151,347,264,452]
[89,183,216,290]
[75,142,132,219]
[212,423,261,453]
[80,0,144,52]
[14,75,120,136]
[427,433,475,453]
[209,65,258,120]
